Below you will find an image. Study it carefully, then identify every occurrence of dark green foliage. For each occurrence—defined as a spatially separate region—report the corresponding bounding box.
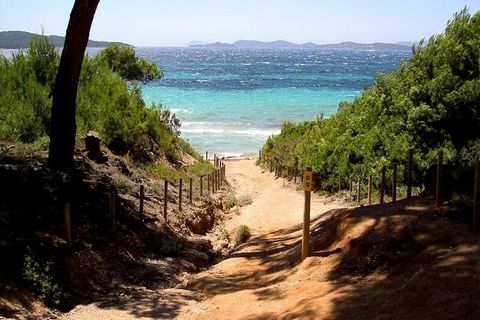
[22,248,69,308]
[261,9,480,191]
[98,45,163,81]
[0,38,196,163]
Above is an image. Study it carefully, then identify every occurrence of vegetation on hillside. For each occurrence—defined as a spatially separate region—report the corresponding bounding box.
[261,9,480,193]
[0,30,132,49]
[0,36,196,163]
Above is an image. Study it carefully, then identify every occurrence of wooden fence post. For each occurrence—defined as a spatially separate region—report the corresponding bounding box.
[139,184,144,218]
[64,202,72,245]
[163,180,168,221]
[357,177,361,203]
[206,151,208,161]
[380,167,385,204]
[436,151,443,208]
[302,167,313,261]
[207,174,211,193]
[407,148,413,198]
[368,175,372,205]
[179,178,183,212]
[212,172,216,193]
[200,175,204,197]
[474,161,480,232]
[392,162,397,203]
[189,178,193,204]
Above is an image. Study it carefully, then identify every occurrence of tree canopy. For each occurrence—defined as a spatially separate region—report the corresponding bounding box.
[99,45,163,82]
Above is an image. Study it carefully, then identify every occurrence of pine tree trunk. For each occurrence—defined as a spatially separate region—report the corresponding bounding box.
[48,0,100,170]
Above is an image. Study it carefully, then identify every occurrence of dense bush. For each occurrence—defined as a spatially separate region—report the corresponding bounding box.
[98,45,162,81]
[0,37,195,163]
[261,10,480,193]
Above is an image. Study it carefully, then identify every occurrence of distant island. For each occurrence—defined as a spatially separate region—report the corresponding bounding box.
[191,40,413,51]
[0,31,133,49]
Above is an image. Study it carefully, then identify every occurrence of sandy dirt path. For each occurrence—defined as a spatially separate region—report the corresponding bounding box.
[62,159,347,320]
[176,160,347,319]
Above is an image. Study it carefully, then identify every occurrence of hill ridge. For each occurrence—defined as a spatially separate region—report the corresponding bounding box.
[0,30,133,49]
[191,39,413,50]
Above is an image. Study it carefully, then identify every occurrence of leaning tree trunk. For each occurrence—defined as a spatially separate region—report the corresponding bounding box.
[48,0,100,170]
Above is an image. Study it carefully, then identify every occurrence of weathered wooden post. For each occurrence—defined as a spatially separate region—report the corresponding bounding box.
[357,177,361,203]
[139,184,144,218]
[207,174,211,193]
[368,175,372,205]
[380,167,385,204]
[189,177,193,204]
[474,161,480,232]
[214,154,217,166]
[302,167,313,261]
[407,148,413,198]
[163,180,168,221]
[212,172,216,193]
[217,170,220,189]
[392,162,397,203]
[436,151,443,208]
[205,151,208,161]
[179,178,183,212]
[200,175,204,197]
[64,202,72,245]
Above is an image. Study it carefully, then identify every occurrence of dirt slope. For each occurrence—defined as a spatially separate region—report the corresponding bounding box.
[62,159,480,320]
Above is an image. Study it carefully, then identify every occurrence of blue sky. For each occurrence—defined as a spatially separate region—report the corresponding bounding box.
[1,0,479,46]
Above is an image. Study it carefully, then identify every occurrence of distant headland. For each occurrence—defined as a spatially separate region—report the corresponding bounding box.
[190,40,414,51]
[0,31,133,49]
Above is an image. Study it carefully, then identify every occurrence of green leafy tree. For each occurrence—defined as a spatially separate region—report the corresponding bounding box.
[99,45,163,81]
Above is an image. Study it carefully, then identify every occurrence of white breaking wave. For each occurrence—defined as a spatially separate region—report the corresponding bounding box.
[182,128,225,134]
[182,128,280,136]
[171,108,193,114]
[232,129,281,136]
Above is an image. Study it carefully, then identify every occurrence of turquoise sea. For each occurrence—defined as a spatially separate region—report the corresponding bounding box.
[137,48,411,156]
[1,47,410,156]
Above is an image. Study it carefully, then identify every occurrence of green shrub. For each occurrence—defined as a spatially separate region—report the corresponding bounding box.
[187,161,216,176]
[98,45,163,81]
[237,195,253,207]
[224,194,236,209]
[22,250,68,308]
[233,225,251,246]
[144,163,180,181]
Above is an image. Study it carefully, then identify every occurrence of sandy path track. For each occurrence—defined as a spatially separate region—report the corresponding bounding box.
[176,160,347,319]
[62,160,347,320]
